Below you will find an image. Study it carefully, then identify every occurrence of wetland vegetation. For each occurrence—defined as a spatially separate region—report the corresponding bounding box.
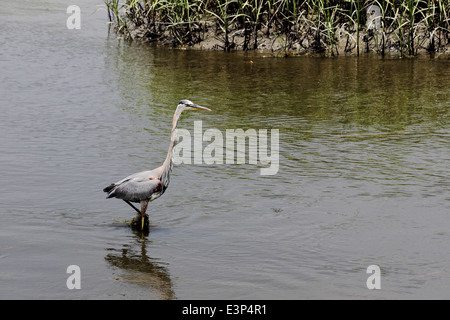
[105,0,450,57]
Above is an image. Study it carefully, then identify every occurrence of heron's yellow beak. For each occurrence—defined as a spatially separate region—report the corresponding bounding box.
[141,216,145,230]
[192,104,211,111]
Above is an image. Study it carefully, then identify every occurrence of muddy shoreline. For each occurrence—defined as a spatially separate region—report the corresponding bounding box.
[125,21,450,58]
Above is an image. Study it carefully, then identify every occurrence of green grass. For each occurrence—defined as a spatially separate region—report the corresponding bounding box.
[105,0,450,56]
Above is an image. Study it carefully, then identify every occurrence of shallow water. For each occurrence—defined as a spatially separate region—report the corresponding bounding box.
[0,0,449,299]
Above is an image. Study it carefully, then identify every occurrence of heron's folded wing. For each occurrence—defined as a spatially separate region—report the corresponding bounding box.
[110,176,162,202]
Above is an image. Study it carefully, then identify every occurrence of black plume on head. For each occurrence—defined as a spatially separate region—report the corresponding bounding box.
[178,99,192,105]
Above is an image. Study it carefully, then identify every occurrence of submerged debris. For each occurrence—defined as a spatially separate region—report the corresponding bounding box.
[114,214,150,230]
[130,214,150,230]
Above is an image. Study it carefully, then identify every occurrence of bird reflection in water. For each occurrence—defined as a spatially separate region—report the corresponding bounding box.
[104,232,176,299]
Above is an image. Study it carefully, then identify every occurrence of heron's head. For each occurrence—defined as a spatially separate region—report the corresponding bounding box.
[177,99,211,112]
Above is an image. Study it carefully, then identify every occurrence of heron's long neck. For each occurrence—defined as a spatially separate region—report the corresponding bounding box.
[160,107,183,185]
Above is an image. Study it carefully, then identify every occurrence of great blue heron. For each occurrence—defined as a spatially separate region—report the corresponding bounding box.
[103,99,211,230]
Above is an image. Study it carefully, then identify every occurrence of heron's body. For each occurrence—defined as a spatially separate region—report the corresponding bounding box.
[103,100,210,230]
[103,168,165,202]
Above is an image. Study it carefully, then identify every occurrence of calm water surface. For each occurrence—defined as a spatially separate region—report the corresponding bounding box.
[0,0,449,299]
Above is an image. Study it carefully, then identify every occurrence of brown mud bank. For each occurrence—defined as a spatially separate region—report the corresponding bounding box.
[106,1,450,58]
[127,21,450,58]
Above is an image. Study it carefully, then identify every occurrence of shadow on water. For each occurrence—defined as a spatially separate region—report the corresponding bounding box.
[104,230,176,300]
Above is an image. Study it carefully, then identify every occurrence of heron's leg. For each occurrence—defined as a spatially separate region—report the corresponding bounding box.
[140,200,149,230]
[124,200,141,215]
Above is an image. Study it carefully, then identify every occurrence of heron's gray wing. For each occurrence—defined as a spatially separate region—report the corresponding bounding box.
[106,175,162,202]
[114,169,159,185]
